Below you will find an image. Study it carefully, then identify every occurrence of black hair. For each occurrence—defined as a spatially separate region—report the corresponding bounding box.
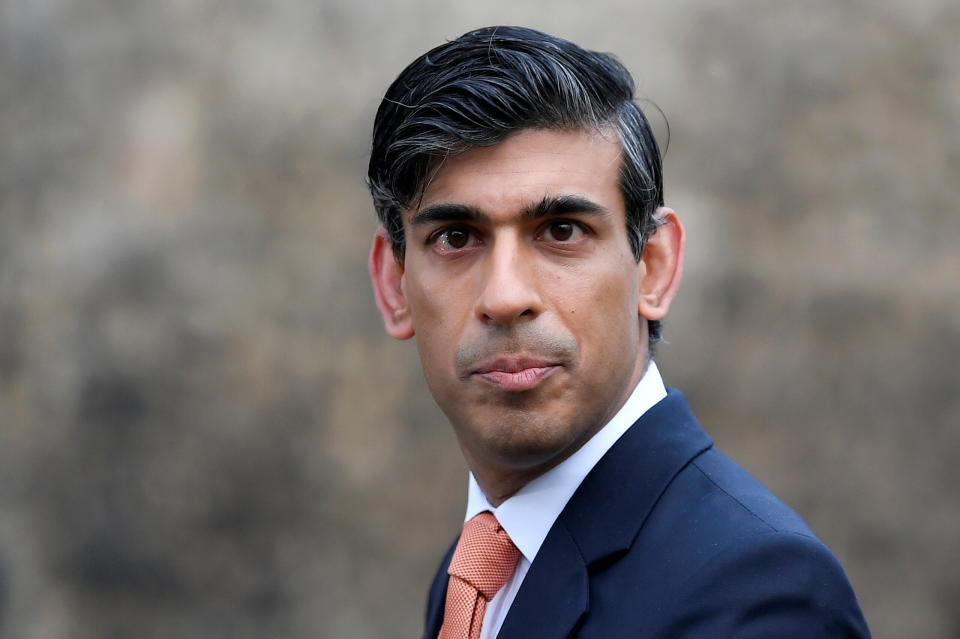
[368,26,666,348]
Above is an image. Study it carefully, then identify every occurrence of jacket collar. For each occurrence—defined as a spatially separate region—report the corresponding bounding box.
[424,389,713,639]
[559,388,713,563]
[497,389,713,638]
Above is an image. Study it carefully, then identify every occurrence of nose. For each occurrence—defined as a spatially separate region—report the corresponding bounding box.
[475,234,544,327]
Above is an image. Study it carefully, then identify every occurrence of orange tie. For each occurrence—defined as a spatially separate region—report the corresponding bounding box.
[439,511,521,639]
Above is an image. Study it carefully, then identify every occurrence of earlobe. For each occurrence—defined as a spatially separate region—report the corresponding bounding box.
[638,207,685,321]
[369,227,415,340]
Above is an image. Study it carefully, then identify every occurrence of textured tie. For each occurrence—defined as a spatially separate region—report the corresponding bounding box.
[438,511,521,639]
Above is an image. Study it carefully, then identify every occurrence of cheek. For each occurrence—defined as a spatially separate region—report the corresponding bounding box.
[407,274,461,335]
[405,274,469,376]
[555,262,639,335]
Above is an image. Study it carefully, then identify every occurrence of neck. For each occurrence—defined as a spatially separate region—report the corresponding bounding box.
[470,466,540,508]
[466,355,653,508]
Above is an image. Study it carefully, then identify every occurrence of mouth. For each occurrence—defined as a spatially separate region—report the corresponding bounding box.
[471,356,561,392]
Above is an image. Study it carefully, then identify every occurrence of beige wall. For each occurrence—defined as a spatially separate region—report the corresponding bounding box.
[0,2,957,637]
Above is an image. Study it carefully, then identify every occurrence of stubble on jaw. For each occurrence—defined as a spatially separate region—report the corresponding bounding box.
[442,327,599,504]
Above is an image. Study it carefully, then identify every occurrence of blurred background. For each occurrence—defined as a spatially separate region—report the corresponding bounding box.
[1,1,957,637]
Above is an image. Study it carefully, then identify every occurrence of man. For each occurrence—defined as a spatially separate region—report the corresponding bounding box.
[368,26,870,639]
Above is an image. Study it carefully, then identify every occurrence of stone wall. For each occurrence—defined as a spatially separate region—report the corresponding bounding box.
[1,2,957,637]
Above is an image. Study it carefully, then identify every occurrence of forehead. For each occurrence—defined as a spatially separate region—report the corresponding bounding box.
[415,128,625,217]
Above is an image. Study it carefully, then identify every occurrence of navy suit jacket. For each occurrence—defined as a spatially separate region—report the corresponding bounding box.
[423,389,870,638]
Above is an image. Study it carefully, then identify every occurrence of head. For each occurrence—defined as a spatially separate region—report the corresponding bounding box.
[369,26,667,350]
[368,27,684,500]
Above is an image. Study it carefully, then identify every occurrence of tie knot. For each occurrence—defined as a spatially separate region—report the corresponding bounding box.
[448,512,520,601]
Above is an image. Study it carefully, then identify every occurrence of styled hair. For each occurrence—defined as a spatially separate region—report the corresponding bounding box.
[368,26,666,347]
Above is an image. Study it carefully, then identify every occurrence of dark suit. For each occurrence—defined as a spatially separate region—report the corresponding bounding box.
[424,389,870,638]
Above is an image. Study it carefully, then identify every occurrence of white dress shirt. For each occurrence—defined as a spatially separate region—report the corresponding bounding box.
[463,361,668,639]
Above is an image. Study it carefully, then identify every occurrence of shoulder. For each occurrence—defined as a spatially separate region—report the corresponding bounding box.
[687,446,817,536]
[660,528,871,638]
[641,448,871,637]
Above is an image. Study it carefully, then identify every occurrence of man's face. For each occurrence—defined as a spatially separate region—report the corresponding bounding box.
[397,129,650,480]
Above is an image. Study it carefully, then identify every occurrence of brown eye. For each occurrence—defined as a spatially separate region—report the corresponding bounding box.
[544,221,583,242]
[432,226,478,253]
[446,228,470,249]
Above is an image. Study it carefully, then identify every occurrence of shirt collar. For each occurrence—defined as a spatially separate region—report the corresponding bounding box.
[464,360,667,563]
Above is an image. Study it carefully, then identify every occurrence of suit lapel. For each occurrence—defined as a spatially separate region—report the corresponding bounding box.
[499,389,712,635]
[560,389,713,564]
[496,522,589,638]
[423,540,457,639]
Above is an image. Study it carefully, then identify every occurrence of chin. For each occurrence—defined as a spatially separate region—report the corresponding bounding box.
[464,409,588,471]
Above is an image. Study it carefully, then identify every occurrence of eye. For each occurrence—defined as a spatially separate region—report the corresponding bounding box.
[430,226,479,253]
[541,220,585,243]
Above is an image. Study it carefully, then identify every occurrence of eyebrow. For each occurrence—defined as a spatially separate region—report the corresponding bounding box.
[409,203,487,227]
[409,194,611,227]
[520,194,611,221]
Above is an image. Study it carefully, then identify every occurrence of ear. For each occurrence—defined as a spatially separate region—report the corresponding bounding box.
[638,207,685,322]
[369,227,415,340]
